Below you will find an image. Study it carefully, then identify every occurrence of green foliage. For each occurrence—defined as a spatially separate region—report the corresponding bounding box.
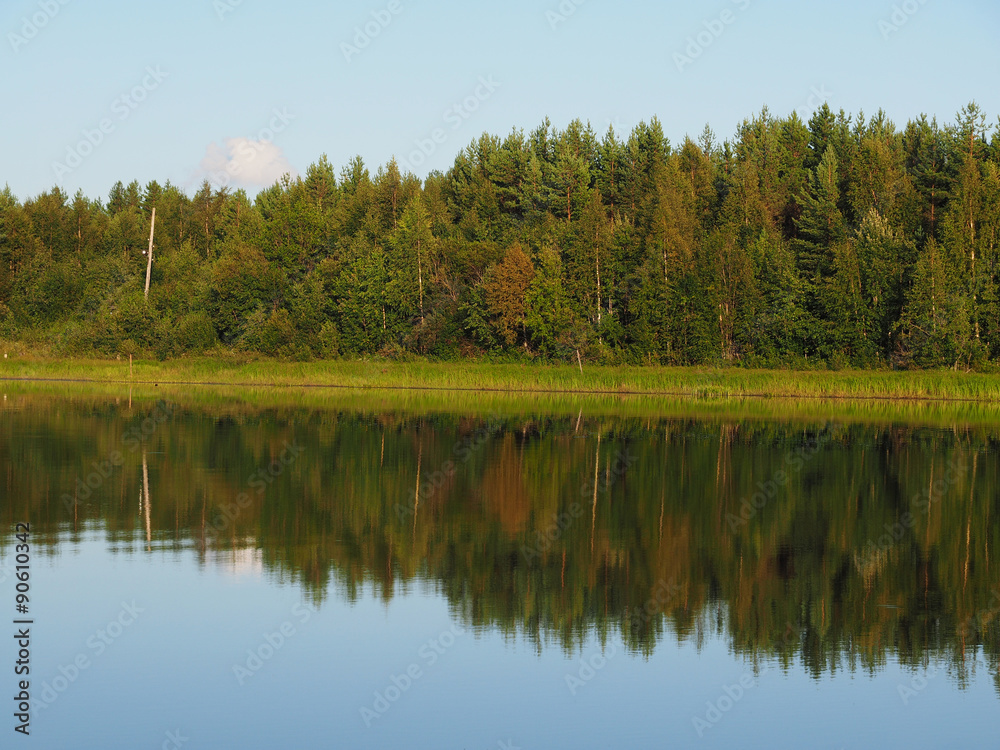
[317,320,341,358]
[154,312,217,359]
[241,307,306,359]
[3,104,1000,368]
[7,402,1000,670]
[483,243,535,347]
[525,246,576,356]
[209,245,285,344]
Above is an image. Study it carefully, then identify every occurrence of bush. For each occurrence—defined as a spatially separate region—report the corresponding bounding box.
[318,321,341,358]
[240,308,305,359]
[209,247,285,344]
[152,312,217,360]
[0,302,16,339]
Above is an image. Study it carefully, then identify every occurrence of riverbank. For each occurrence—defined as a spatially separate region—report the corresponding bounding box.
[2,357,1000,402]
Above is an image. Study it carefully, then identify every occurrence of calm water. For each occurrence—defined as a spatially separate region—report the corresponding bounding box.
[1,389,998,749]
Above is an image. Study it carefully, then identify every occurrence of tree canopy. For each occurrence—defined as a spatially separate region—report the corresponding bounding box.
[3,103,1000,368]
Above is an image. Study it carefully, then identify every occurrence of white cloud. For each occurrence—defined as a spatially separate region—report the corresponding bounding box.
[197,137,297,190]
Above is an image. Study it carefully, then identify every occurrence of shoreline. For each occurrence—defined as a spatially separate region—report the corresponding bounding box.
[2,358,1000,404]
[1,373,998,405]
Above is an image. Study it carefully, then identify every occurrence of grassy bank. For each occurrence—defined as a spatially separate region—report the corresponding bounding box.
[3,356,1000,402]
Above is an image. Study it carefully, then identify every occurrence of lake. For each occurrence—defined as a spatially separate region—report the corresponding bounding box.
[1,385,998,749]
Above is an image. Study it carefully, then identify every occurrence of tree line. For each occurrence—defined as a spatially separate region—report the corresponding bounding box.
[2,102,1000,368]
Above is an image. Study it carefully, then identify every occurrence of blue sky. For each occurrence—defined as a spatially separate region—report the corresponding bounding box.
[2,0,998,201]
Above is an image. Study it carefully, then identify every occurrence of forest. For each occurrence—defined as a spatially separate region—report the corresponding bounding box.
[2,102,1000,369]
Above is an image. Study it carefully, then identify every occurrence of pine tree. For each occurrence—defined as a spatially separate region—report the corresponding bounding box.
[595,125,624,217]
[939,109,1000,358]
[795,147,846,279]
[390,197,435,327]
[565,189,611,331]
[549,120,594,222]
[903,116,951,241]
[677,136,718,229]
[525,245,576,356]
[854,209,914,357]
[794,147,847,356]
[807,104,836,170]
[896,238,972,368]
[775,113,812,238]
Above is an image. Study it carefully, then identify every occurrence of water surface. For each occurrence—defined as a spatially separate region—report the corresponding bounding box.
[1,387,998,748]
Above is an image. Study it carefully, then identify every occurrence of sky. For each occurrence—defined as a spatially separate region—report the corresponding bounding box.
[2,0,999,202]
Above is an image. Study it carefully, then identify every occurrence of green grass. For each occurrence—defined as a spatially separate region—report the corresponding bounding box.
[4,355,1000,403]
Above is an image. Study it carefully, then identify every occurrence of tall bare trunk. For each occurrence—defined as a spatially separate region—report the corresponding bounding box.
[595,226,602,328]
[417,237,425,325]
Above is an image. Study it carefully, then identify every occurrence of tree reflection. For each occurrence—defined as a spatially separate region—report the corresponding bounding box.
[1,393,998,691]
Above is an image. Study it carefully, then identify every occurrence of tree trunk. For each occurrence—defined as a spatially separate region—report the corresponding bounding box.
[417,237,425,326]
[595,227,602,328]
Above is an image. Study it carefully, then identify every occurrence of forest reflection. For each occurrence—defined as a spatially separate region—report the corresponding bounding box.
[2,392,998,693]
